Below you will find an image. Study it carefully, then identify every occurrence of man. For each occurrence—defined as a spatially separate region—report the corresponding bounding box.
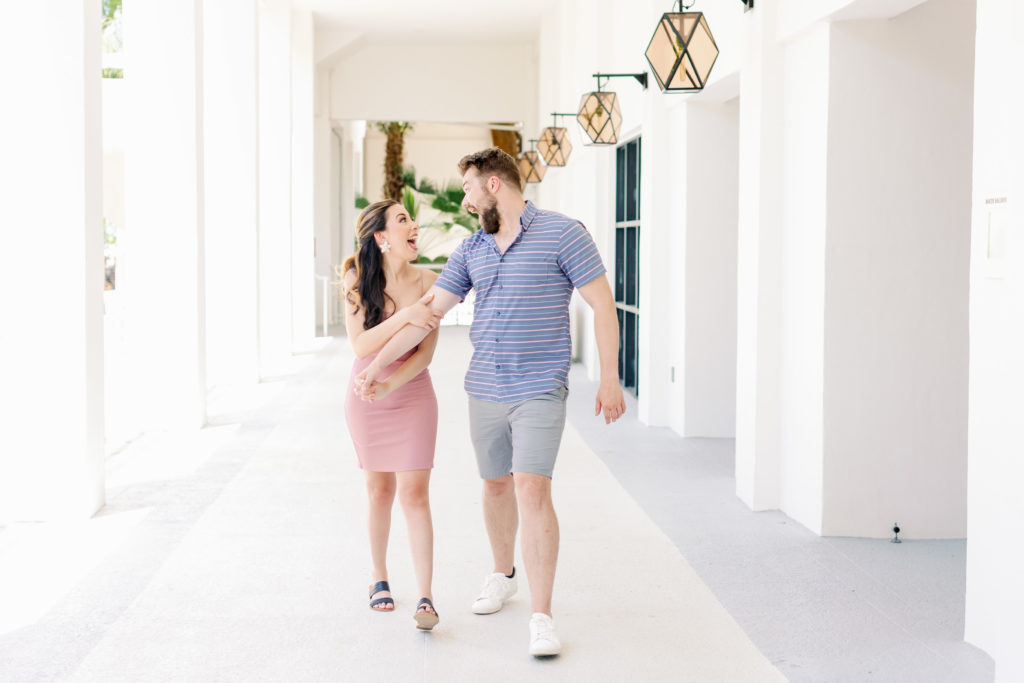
[355,147,625,657]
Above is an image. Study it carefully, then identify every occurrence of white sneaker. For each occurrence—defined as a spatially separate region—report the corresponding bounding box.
[471,571,517,614]
[529,612,562,657]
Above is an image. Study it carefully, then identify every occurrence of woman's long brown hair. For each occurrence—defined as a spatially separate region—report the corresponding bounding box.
[343,200,399,330]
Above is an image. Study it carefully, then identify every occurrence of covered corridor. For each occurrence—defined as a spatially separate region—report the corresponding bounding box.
[2,0,1023,680]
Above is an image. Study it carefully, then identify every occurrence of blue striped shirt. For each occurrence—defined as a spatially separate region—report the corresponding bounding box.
[434,200,606,402]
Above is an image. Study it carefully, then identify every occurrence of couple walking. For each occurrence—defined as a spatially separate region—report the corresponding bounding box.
[342,147,625,657]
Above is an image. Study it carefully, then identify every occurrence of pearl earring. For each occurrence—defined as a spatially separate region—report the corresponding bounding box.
[379,238,391,254]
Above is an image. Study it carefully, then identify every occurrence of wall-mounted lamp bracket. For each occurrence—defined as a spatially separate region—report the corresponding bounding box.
[592,72,649,91]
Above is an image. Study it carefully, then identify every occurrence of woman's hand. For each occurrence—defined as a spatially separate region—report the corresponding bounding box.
[362,379,393,403]
[401,292,443,330]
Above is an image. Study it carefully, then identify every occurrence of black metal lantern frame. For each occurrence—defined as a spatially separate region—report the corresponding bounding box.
[576,72,647,146]
[538,113,576,167]
[644,1,720,93]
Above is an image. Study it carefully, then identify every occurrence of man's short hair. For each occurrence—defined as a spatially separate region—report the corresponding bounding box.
[458,147,524,192]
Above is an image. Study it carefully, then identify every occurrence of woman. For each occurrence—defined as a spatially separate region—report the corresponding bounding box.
[342,199,443,630]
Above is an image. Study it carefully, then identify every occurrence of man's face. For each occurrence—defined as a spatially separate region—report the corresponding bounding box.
[462,168,500,234]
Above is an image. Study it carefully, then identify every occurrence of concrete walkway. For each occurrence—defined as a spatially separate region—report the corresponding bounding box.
[0,327,782,682]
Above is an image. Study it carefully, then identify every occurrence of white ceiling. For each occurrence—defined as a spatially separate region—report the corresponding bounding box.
[292,0,548,43]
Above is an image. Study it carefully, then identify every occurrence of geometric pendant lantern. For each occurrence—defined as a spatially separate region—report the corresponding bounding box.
[518,139,546,183]
[576,89,623,145]
[644,1,719,92]
[537,113,575,166]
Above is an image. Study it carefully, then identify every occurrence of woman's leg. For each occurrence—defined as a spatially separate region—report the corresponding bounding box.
[397,469,434,609]
[366,470,397,609]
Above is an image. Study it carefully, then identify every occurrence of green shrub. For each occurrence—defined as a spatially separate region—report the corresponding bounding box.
[355,194,369,209]
[431,195,462,214]
[442,183,465,205]
[402,188,419,220]
[417,178,438,195]
[402,165,417,189]
[452,214,478,230]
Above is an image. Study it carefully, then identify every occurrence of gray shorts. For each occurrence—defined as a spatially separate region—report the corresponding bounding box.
[468,386,569,480]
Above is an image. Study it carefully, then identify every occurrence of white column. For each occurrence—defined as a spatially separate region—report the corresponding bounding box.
[258,1,293,378]
[966,2,1024,680]
[777,23,830,533]
[121,0,206,430]
[637,90,672,426]
[735,4,784,511]
[314,67,333,334]
[0,0,105,521]
[681,101,740,439]
[204,0,260,387]
[336,123,354,270]
[291,10,316,351]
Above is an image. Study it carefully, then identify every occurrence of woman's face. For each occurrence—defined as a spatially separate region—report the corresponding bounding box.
[378,204,420,261]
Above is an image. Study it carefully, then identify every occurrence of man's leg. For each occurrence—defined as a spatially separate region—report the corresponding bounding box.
[468,396,519,614]
[482,474,517,575]
[508,386,567,656]
[513,472,559,615]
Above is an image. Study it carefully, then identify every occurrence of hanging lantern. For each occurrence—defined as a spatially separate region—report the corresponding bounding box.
[518,140,546,183]
[577,90,622,145]
[537,113,575,166]
[576,73,645,145]
[645,1,719,93]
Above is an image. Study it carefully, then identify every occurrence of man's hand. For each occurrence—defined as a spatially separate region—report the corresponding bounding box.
[595,379,626,424]
[403,292,444,330]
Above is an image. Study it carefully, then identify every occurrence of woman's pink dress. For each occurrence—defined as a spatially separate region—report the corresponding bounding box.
[344,348,438,472]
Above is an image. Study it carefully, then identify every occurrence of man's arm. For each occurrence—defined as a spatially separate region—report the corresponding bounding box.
[354,285,462,397]
[576,276,626,424]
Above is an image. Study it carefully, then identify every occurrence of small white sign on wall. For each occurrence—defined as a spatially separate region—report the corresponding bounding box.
[984,197,1007,279]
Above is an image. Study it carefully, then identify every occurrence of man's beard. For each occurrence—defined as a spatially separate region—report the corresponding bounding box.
[479,195,500,234]
[481,205,501,234]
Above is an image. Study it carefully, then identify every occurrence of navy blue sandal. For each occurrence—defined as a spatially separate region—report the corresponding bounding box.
[414,597,439,630]
[368,581,394,611]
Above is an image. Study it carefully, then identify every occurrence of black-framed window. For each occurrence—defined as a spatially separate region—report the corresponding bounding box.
[615,137,640,396]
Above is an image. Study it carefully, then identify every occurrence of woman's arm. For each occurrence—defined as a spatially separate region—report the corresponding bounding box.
[342,270,441,359]
[362,270,443,402]
[363,326,440,403]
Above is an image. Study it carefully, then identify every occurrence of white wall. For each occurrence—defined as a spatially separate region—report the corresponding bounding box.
[682,101,740,438]
[102,79,127,234]
[362,123,492,204]
[821,0,974,538]
[734,0,974,536]
[329,42,538,131]
[966,1,1024,679]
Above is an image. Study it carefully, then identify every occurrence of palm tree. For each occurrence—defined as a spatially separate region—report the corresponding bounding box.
[376,121,412,202]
